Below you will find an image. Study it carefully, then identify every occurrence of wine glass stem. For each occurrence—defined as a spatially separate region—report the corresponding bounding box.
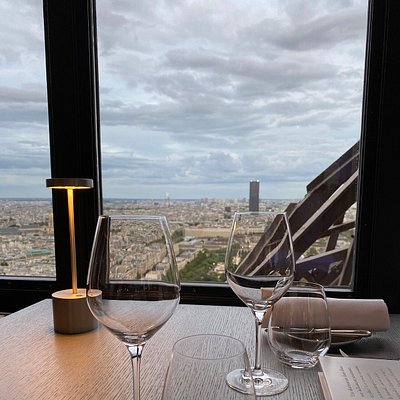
[253,310,266,373]
[128,345,144,400]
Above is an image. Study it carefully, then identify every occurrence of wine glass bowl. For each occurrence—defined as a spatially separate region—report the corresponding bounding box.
[225,211,295,396]
[86,215,180,400]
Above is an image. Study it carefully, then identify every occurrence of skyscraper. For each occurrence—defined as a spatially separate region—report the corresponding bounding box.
[249,180,260,211]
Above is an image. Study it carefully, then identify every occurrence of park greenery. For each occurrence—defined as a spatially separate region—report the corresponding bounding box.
[179,248,226,282]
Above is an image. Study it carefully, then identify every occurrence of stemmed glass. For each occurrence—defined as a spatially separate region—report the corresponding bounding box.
[86,215,180,400]
[225,211,295,396]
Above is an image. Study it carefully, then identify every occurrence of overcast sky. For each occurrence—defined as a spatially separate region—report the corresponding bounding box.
[0,0,368,199]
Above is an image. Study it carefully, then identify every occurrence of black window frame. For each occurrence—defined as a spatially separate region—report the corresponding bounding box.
[1,0,399,313]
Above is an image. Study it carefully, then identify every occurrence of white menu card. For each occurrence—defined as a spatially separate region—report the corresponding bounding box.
[319,356,400,400]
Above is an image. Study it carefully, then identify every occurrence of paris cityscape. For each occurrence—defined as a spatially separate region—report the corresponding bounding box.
[0,196,356,282]
[0,196,290,277]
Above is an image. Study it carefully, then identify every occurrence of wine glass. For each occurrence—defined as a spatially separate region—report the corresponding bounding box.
[225,211,295,396]
[86,215,180,400]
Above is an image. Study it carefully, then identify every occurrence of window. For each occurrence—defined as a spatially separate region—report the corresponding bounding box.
[1,0,399,313]
[0,1,55,279]
[96,1,367,291]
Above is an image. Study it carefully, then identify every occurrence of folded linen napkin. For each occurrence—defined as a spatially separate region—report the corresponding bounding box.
[262,297,390,332]
[325,298,390,331]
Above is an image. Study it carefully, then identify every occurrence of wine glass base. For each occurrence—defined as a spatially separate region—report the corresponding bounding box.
[226,369,255,395]
[252,368,288,396]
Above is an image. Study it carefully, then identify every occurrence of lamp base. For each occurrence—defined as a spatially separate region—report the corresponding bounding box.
[52,288,98,334]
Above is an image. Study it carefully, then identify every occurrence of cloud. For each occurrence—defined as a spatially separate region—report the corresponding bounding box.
[0,0,367,199]
[244,7,367,52]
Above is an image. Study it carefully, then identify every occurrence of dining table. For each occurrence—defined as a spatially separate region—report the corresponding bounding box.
[0,299,399,399]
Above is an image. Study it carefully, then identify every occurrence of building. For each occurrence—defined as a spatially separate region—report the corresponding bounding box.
[249,180,260,212]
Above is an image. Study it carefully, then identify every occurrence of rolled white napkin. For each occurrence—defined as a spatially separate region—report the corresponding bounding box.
[326,298,390,332]
[262,298,390,332]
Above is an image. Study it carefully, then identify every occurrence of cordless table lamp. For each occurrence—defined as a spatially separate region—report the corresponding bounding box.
[46,178,98,334]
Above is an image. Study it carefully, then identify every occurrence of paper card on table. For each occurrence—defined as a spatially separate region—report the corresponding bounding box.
[318,372,332,400]
[319,356,400,400]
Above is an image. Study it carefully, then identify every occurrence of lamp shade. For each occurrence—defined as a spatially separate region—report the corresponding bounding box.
[46,178,93,189]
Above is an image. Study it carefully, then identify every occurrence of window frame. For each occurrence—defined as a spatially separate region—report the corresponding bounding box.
[353,0,400,312]
[1,0,399,313]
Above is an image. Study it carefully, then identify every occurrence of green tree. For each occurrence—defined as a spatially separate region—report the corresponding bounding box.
[179,248,226,282]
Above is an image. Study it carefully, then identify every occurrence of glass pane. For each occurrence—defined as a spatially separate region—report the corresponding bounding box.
[0,1,55,277]
[97,1,368,287]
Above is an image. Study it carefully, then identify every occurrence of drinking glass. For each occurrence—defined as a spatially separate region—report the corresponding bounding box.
[267,281,331,368]
[86,215,180,400]
[225,211,295,396]
[162,334,256,400]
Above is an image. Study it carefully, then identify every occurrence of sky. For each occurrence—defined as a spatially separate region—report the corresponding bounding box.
[0,0,368,200]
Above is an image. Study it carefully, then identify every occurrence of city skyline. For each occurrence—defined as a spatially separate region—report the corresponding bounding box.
[1,0,367,199]
[0,197,356,282]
